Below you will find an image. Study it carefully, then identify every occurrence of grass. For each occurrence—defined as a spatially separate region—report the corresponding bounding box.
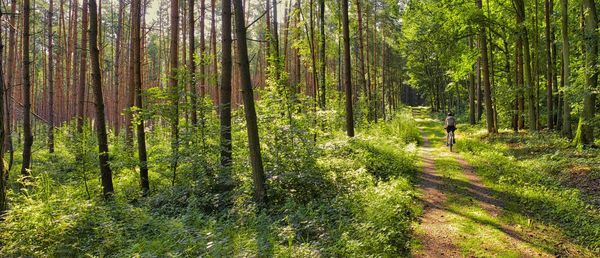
[455,124,600,255]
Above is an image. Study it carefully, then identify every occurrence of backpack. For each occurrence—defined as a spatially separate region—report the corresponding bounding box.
[446,116,456,127]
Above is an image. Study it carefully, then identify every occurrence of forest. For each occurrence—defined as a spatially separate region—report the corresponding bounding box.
[0,0,598,256]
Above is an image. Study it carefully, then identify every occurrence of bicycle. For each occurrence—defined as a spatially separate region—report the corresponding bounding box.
[448,131,455,152]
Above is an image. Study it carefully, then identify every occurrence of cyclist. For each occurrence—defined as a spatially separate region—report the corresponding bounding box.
[444,112,456,146]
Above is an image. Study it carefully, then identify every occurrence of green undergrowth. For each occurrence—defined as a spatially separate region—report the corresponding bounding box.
[456,129,600,253]
[0,111,421,256]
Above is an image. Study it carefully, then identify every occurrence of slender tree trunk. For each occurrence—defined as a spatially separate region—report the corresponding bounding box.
[220,0,233,170]
[89,0,115,198]
[319,0,326,108]
[211,0,218,105]
[77,0,89,135]
[1,13,7,212]
[189,0,198,127]
[468,37,476,125]
[356,0,368,116]
[545,0,554,129]
[21,0,33,178]
[581,0,597,145]
[170,0,180,184]
[477,0,495,133]
[342,0,354,137]
[114,0,124,136]
[4,0,17,169]
[516,0,537,131]
[131,0,149,195]
[47,0,55,152]
[560,0,572,137]
[199,0,207,142]
[232,0,267,206]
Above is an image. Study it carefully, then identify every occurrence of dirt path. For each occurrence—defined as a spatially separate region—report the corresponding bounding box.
[411,111,553,257]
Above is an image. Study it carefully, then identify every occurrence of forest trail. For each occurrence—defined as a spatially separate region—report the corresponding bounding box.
[410,108,553,257]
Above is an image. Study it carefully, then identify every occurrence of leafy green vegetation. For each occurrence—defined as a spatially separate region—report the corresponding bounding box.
[456,127,600,253]
[0,111,421,256]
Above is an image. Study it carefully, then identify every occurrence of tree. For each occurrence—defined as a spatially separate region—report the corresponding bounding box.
[220,0,233,170]
[560,0,572,137]
[1,12,7,212]
[48,0,55,153]
[113,0,125,136]
[89,0,115,198]
[356,0,368,115]
[130,0,149,195]
[77,0,89,135]
[170,0,180,184]
[545,0,554,130]
[319,0,326,108]
[21,0,33,178]
[476,0,496,133]
[232,0,267,205]
[515,0,537,131]
[189,0,198,127]
[580,0,597,145]
[342,0,354,137]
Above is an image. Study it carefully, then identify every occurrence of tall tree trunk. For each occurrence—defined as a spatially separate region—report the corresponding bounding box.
[113,0,124,136]
[21,0,33,178]
[319,0,326,108]
[89,0,115,198]
[581,0,597,145]
[545,0,554,129]
[356,0,368,116]
[170,0,180,184]
[516,0,537,131]
[131,0,149,195]
[560,0,572,137]
[211,0,218,105]
[220,0,233,170]
[189,0,198,127]
[48,0,55,153]
[1,13,7,213]
[232,0,267,206]
[468,37,476,125]
[477,0,495,133]
[342,0,354,137]
[4,0,17,169]
[77,0,89,135]
[199,0,207,142]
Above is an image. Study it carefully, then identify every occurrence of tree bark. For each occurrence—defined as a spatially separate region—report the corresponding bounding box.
[114,0,125,136]
[130,0,149,195]
[319,0,326,108]
[170,0,180,184]
[356,0,368,116]
[560,0,572,137]
[1,12,7,213]
[77,0,89,135]
[89,0,115,198]
[189,0,198,127]
[342,0,354,137]
[232,0,267,206]
[477,0,495,133]
[581,0,597,145]
[220,0,233,170]
[47,0,55,153]
[468,37,476,125]
[21,0,33,178]
[545,0,554,129]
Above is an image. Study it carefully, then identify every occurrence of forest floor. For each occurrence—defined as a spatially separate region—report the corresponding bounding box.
[410,108,598,257]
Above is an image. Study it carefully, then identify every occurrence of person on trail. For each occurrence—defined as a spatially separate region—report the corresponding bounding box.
[444,112,456,146]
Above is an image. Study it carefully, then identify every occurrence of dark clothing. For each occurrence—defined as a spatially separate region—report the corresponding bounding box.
[446,125,456,133]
